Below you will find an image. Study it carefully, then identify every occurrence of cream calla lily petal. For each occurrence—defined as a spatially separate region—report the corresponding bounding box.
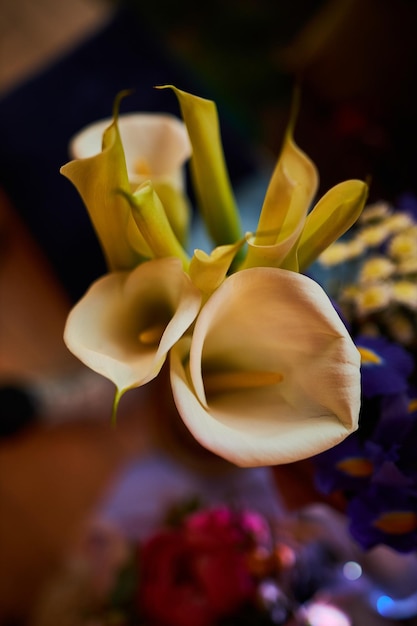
[64,258,202,395]
[170,267,360,467]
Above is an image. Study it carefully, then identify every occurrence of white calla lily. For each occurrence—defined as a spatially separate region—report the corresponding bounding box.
[70,113,191,190]
[69,112,192,247]
[64,258,202,400]
[171,267,360,467]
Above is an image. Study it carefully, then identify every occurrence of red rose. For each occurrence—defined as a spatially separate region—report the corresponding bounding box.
[138,508,256,626]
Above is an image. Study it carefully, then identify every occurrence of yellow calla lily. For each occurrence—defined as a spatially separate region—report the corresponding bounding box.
[170,267,360,467]
[297,179,369,271]
[64,258,202,406]
[189,238,246,297]
[240,127,318,271]
[120,182,190,270]
[159,85,243,247]
[62,106,192,272]
[61,98,143,271]
[69,111,192,247]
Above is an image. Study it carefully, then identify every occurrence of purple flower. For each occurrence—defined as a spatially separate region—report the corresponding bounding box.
[356,335,414,397]
[314,434,373,495]
[362,393,413,457]
[348,484,417,552]
[397,192,417,220]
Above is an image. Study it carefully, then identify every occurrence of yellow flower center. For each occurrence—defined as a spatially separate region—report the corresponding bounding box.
[373,511,417,535]
[409,398,417,413]
[357,346,382,365]
[336,457,373,477]
[138,323,166,345]
[204,371,284,395]
[134,157,152,177]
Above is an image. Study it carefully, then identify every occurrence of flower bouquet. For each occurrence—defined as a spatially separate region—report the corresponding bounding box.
[61,85,366,468]
[46,84,417,624]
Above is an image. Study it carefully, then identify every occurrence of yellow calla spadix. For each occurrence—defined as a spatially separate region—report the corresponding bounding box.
[170,267,360,467]
[64,258,201,403]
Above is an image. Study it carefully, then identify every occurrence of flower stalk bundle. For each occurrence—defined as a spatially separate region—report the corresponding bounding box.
[61,86,368,467]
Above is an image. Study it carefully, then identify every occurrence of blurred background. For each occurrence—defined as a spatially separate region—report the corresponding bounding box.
[2,0,417,623]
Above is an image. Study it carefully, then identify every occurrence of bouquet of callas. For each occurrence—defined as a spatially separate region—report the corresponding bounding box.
[61,86,367,467]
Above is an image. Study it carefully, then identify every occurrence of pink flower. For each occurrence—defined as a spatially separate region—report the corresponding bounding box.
[138,508,256,626]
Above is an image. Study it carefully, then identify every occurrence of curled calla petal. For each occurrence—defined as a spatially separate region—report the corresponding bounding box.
[240,129,318,271]
[170,267,360,467]
[189,239,246,296]
[121,183,190,270]
[64,258,202,397]
[160,85,243,247]
[61,105,143,270]
[297,179,369,272]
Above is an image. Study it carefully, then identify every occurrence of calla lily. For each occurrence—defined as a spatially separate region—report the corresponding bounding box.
[189,239,246,297]
[64,258,202,406]
[70,112,191,190]
[63,108,192,264]
[240,126,318,272]
[171,267,360,467]
[161,85,243,247]
[121,182,190,270]
[297,179,369,271]
[61,96,143,270]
